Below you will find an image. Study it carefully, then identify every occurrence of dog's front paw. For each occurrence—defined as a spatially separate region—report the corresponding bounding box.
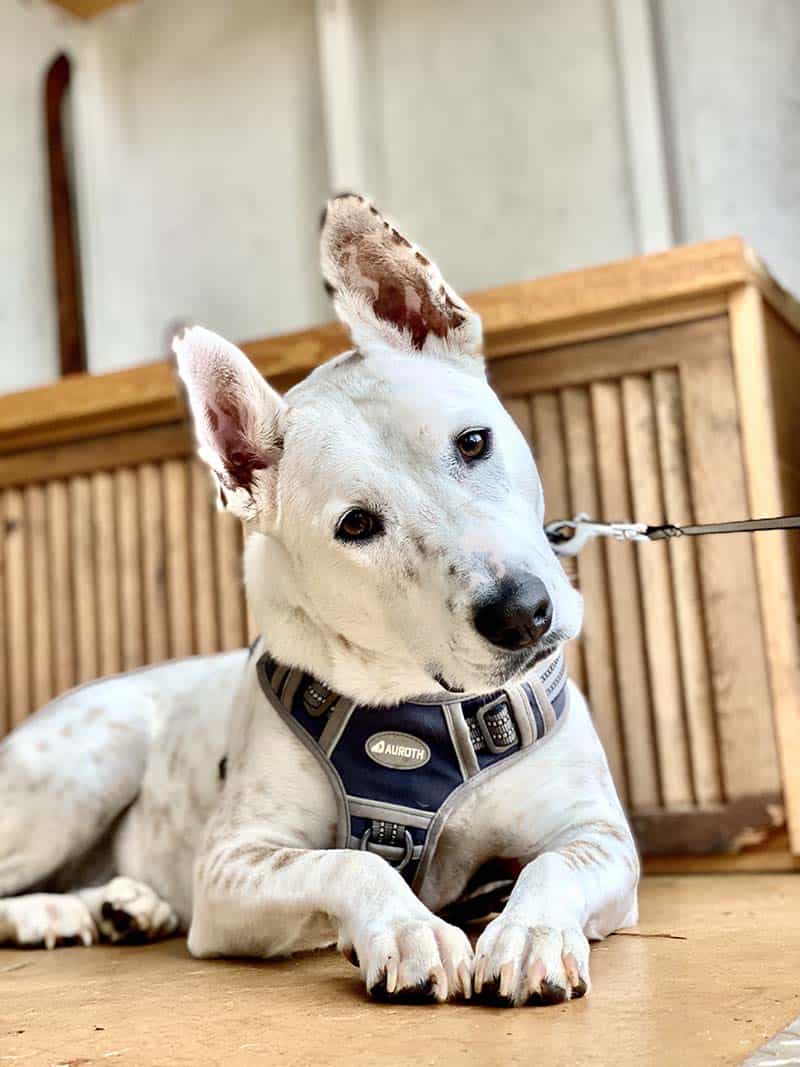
[94,877,179,943]
[473,917,590,1007]
[0,894,97,949]
[345,914,473,1003]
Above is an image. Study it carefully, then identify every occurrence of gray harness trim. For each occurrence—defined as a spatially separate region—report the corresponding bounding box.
[255,647,569,899]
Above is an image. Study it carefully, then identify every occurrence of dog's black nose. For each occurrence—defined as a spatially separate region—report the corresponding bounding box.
[472,577,553,651]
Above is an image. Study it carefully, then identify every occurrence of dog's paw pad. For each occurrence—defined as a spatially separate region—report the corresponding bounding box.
[474,976,515,1008]
[369,975,438,1005]
[95,878,178,944]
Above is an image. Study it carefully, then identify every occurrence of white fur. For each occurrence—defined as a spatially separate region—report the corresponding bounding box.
[0,195,637,1006]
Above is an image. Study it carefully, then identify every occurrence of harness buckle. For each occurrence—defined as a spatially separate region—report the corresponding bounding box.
[475,695,518,754]
[359,826,415,872]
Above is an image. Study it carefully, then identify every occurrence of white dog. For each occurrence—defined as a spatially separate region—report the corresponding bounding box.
[0,195,638,1006]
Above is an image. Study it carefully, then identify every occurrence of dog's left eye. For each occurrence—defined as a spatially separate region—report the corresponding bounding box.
[456,428,491,462]
[336,507,384,544]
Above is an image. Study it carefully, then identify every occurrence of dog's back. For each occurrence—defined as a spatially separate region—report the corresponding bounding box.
[0,649,245,911]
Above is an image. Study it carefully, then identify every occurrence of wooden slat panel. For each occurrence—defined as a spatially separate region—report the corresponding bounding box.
[116,468,144,670]
[490,316,730,398]
[4,489,29,727]
[163,459,193,659]
[528,392,585,691]
[0,490,6,734]
[504,397,533,443]
[0,239,759,459]
[652,369,722,805]
[189,460,219,656]
[591,381,660,810]
[730,288,800,851]
[681,353,780,798]
[25,485,53,709]
[139,463,169,664]
[70,477,98,684]
[622,376,693,809]
[561,388,628,804]
[47,480,75,694]
[215,511,246,651]
[92,472,121,677]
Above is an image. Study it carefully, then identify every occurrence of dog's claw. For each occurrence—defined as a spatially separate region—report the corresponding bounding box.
[474,956,487,995]
[385,955,398,995]
[499,961,515,999]
[458,960,472,1000]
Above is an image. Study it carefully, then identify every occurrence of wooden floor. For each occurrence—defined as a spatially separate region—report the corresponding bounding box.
[2,874,799,1067]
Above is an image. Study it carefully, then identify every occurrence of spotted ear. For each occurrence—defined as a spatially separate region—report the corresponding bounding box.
[319,194,483,371]
[173,326,285,520]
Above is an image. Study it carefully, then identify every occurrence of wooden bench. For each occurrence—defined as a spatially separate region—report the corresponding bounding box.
[2,237,799,869]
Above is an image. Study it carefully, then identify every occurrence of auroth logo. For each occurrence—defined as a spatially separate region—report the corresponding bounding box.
[365,732,431,770]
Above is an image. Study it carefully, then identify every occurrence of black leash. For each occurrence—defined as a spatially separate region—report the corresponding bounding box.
[545,512,800,557]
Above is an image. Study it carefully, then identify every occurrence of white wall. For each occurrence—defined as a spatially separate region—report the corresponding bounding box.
[656,0,800,294]
[1,0,800,393]
[0,1,84,392]
[74,0,330,373]
[357,0,637,295]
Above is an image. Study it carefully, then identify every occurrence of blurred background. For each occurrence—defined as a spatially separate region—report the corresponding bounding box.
[2,0,799,393]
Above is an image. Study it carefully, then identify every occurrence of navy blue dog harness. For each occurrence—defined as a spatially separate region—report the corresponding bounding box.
[255,645,570,899]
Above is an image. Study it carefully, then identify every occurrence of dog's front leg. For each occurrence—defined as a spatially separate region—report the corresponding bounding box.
[189,837,473,1002]
[473,820,639,1007]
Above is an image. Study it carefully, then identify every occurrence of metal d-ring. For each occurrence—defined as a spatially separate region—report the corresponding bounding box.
[359,827,415,872]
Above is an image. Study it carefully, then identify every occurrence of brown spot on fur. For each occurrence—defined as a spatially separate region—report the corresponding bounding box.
[4,518,19,535]
[271,849,302,872]
[390,228,411,249]
[411,534,428,557]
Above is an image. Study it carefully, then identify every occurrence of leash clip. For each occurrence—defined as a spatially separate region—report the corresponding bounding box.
[545,513,650,556]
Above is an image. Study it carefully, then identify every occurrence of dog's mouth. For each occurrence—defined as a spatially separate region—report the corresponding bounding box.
[430,638,563,697]
[432,672,465,695]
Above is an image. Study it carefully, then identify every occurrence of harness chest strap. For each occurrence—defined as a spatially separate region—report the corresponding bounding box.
[254,647,569,900]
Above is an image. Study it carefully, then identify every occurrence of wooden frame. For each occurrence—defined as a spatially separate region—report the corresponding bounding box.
[2,236,800,870]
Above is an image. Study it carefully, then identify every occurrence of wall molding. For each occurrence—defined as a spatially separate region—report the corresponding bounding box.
[612,0,676,253]
[314,0,367,194]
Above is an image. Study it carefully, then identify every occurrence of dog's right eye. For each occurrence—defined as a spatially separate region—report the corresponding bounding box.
[335,508,384,544]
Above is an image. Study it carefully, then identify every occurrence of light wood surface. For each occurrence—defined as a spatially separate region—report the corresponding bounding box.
[2,875,799,1067]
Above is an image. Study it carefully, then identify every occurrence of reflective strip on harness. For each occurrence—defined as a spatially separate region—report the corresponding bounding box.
[255,649,569,895]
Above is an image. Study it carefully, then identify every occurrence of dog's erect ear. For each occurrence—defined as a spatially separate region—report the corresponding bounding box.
[319,194,483,370]
[173,326,285,520]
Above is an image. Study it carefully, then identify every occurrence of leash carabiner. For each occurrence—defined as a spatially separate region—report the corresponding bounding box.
[545,513,650,557]
[546,511,800,556]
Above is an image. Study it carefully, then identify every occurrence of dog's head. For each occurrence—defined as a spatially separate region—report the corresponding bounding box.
[175,194,582,704]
